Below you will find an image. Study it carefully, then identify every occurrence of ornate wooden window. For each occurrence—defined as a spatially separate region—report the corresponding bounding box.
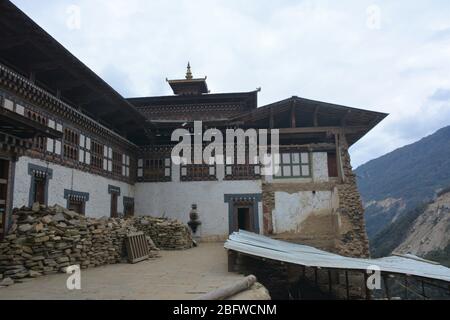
[103,146,113,172]
[142,156,171,182]
[78,134,91,165]
[25,109,47,152]
[91,141,104,170]
[112,151,122,176]
[274,152,311,178]
[122,154,130,177]
[63,127,79,161]
[180,147,216,181]
[224,147,260,180]
[46,119,63,156]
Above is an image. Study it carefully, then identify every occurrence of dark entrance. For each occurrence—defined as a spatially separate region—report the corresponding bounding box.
[33,176,46,204]
[110,193,118,218]
[233,203,255,232]
[0,159,10,240]
[68,199,84,215]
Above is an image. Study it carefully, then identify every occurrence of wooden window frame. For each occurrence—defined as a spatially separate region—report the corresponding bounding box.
[274,151,311,179]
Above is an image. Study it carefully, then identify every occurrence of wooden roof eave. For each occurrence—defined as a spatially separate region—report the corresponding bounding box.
[0,107,63,139]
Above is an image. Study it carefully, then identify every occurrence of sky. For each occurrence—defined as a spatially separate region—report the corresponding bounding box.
[10,0,450,168]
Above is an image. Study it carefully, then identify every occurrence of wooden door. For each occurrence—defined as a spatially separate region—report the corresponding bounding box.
[110,193,118,218]
[34,177,46,204]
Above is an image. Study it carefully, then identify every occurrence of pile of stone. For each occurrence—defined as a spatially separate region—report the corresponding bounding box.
[0,204,159,287]
[135,216,193,250]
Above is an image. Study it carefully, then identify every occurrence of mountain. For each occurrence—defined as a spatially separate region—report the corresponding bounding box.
[355,125,450,239]
[370,189,450,266]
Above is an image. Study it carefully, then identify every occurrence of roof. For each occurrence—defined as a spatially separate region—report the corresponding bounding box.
[231,96,388,146]
[167,78,209,95]
[0,107,62,139]
[0,1,147,143]
[225,231,450,283]
[127,90,259,121]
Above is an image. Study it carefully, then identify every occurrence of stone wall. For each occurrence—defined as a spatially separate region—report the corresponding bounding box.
[0,204,193,286]
[334,144,370,258]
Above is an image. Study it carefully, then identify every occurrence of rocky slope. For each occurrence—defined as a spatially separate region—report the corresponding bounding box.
[394,191,450,259]
[355,125,450,239]
[370,190,450,266]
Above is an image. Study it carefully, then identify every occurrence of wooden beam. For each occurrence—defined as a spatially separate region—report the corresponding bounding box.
[290,101,296,128]
[313,105,319,127]
[269,107,274,129]
[278,126,367,135]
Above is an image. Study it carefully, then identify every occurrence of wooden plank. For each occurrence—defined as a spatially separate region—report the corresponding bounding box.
[278,126,367,135]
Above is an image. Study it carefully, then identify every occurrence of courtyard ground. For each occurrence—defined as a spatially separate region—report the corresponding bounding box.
[0,242,247,300]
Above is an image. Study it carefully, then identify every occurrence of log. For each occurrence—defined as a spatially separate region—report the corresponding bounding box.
[195,275,257,300]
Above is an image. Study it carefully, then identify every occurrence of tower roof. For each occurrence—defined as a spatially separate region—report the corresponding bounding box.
[167,63,208,95]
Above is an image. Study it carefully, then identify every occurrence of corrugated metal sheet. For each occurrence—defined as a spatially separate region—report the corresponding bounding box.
[224,231,450,283]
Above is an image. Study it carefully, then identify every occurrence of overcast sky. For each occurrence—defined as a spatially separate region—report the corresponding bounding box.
[11,0,450,167]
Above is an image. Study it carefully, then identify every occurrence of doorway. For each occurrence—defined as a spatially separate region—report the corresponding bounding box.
[33,177,46,204]
[110,193,118,218]
[233,203,255,232]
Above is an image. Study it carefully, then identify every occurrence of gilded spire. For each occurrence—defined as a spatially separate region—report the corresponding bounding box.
[185,62,193,80]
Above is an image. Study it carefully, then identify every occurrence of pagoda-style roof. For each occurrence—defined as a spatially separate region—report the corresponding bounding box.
[0,1,148,144]
[230,96,388,146]
[127,90,259,122]
[166,63,209,95]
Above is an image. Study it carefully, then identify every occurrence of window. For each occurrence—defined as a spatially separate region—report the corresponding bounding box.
[225,148,260,180]
[274,152,310,178]
[78,134,91,165]
[112,151,122,176]
[91,141,104,170]
[25,110,47,152]
[141,156,171,182]
[64,190,89,216]
[46,119,63,156]
[68,198,85,215]
[63,128,79,161]
[103,146,112,172]
[180,147,216,181]
[122,154,130,177]
[327,152,338,177]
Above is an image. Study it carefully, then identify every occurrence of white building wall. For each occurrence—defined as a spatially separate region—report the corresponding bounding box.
[13,156,134,218]
[270,151,335,233]
[135,161,262,240]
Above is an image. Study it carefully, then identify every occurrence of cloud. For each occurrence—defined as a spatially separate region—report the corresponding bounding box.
[10,0,450,167]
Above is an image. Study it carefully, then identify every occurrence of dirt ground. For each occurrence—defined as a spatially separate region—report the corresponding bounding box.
[0,242,247,300]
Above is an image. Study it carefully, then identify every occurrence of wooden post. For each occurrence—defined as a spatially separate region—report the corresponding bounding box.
[328,270,332,296]
[345,271,350,300]
[290,103,296,128]
[383,275,391,300]
[364,272,371,300]
[421,280,426,300]
[314,267,318,285]
[404,276,409,300]
[228,250,237,272]
[334,133,343,183]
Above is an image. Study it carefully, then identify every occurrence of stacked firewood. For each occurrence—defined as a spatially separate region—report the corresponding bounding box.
[135,217,193,250]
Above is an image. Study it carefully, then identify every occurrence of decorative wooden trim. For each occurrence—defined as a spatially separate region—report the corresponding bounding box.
[108,185,121,195]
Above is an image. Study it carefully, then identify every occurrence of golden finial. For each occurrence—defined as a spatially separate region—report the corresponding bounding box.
[185,62,193,80]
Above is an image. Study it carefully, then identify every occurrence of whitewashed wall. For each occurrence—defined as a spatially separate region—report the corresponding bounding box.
[270,151,335,233]
[135,162,262,240]
[13,156,134,218]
